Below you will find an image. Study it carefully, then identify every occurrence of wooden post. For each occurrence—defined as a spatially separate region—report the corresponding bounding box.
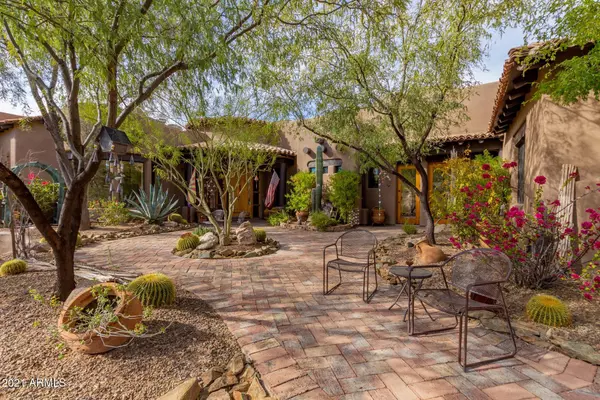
[557,164,577,258]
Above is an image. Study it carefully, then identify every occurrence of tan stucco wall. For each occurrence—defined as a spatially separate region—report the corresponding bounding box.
[10,121,59,168]
[503,93,600,228]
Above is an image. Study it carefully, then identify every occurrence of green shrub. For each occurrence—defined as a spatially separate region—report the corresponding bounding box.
[267,210,289,226]
[329,170,360,223]
[193,226,214,237]
[286,171,315,212]
[526,294,571,327]
[310,211,336,231]
[254,228,267,242]
[128,273,176,307]
[403,223,417,235]
[168,213,184,223]
[176,233,200,251]
[93,200,130,226]
[0,259,27,276]
[27,178,59,216]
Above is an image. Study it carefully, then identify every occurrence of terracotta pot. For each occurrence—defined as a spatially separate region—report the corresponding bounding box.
[58,282,143,354]
[371,208,385,225]
[296,211,309,222]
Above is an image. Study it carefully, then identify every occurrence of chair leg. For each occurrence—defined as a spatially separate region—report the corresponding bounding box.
[362,263,377,303]
[323,265,342,295]
[458,313,464,365]
[460,293,518,371]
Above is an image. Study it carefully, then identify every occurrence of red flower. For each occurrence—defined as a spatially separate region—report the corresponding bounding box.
[571,273,580,280]
[550,200,560,206]
[485,181,493,189]
[534,175,547,185]
[502,161,517,169]
[482,173,491,179]
[582,221,593,230]
[42,181,49,186]
[27,173,35,181]
[481,164,491,171]
[584,293,593,301]
[498,176,507,182]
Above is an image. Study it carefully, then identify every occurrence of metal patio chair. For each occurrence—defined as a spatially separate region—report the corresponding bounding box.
[238,211,247,224]
[407,248,517,371]
[323,230,378,303]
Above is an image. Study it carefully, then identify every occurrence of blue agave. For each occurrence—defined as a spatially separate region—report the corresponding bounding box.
[126,181,179,224]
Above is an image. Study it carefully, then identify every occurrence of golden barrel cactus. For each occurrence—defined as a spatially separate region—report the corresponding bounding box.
[176,233,200,251]
[127,273,176,307]
[0,259,27,276]
[526,294,571,327]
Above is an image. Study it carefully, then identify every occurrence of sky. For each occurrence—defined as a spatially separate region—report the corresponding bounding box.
[0,27,526,117]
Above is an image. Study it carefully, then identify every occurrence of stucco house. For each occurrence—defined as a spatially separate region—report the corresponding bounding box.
[489,43,600,229]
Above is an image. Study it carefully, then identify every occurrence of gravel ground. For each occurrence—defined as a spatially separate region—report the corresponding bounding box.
[0,272,241,400]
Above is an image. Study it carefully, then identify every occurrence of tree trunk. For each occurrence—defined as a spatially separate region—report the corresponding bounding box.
[53,241,76,301]
[419,192,435,245]
[80,190,91,230]
[413,159,436,244]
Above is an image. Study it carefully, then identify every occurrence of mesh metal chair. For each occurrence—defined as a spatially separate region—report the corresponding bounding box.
[407,248,517,371]
[212,209,225,223]
[323,230,378,303]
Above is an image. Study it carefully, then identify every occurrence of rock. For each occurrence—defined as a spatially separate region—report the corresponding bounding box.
[206,389,230,400]
[434,224,447,234]
[30,243,51,253]
[231,382,250,393]
[202,368,224,387]
[175,248,193,257]
[551,338,600,365]
[480,317,541,338]
[198,251,214,259]
[246,377,267,399]
[236,221,256,245]
[469,310,496,319]
[232,391,250,400]
[243,251,258,258]
[208,374,238,393]
[239,365,256,382]
[219,248,234,257]
[157,378,201,400]
[227,354,245,376]
[197,232,219,250]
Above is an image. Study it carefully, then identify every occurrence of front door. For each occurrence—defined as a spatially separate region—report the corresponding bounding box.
[233,177,253,218]
[396,165,420,224]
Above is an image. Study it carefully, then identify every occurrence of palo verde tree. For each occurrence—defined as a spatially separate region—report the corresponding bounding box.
[520,0,600,104]
[143,117,278,245]
[263,0,509,243]
[0,0,293,300]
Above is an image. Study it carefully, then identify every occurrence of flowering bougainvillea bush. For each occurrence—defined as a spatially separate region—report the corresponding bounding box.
[447,164,600,299]
[431,151,511,233]
[27,173,59,216]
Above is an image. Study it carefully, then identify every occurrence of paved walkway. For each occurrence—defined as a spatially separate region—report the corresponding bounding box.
[76,226,599,400]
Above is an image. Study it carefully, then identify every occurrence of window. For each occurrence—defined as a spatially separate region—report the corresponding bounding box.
[309,166,328,173]
[367,168,379,188]
[334,166,342,173]
[515,124,526,203]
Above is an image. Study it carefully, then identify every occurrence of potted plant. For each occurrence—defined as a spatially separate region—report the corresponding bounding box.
[286,171,315,223]
[57,282,144,354]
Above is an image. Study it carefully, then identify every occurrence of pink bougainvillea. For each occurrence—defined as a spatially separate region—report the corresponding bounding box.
[534,175,547,185]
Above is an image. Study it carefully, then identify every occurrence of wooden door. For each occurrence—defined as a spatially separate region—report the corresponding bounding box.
[233,177,253,217]
[396,165,420,224]
[427,162,447,224]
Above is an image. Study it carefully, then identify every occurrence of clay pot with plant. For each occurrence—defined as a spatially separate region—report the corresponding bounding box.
[286,171,315,223]
[57,282,145,354]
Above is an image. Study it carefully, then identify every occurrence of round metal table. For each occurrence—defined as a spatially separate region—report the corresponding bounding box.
[388,266,436,322]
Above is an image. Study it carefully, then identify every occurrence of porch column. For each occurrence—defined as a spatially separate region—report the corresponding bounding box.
[279,162,287,207]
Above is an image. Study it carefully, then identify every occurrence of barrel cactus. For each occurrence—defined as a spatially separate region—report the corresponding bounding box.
[176,233,200,251]
[127,273,176,307]
[168,213,184,224]
[526,294,571,327]
[254,228,267,243]
[0,259,27,276]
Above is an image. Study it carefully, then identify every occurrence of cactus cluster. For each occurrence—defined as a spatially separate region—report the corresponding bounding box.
[254,228,267,243]
[0,259,27,276]
[168,213,184,224]
[127,273,176,307]
[176,233,200,251]
[526,294,571,327]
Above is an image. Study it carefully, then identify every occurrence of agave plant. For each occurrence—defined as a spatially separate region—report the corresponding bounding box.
[126,182,179,224]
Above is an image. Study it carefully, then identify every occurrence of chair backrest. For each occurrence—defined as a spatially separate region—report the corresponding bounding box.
[238,211,246,224]
[212,209,224,221]
[337,229,377,259]
[447,248,512,301]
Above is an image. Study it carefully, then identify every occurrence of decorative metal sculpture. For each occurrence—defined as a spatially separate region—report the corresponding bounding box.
[312,145,324,213]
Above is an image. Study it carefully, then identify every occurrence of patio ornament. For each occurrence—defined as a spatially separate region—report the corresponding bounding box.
[526,294,571,327]
[58,282,143,354]
[0,259,27,276]
[371,168,386,225]
[415,238,448,264]
[127,273,176,307]
[311,145,324,213]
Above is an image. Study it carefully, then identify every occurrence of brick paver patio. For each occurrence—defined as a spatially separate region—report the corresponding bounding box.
[76,225,600,399]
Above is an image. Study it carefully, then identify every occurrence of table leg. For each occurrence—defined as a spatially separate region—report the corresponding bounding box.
[388,281,409,310]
